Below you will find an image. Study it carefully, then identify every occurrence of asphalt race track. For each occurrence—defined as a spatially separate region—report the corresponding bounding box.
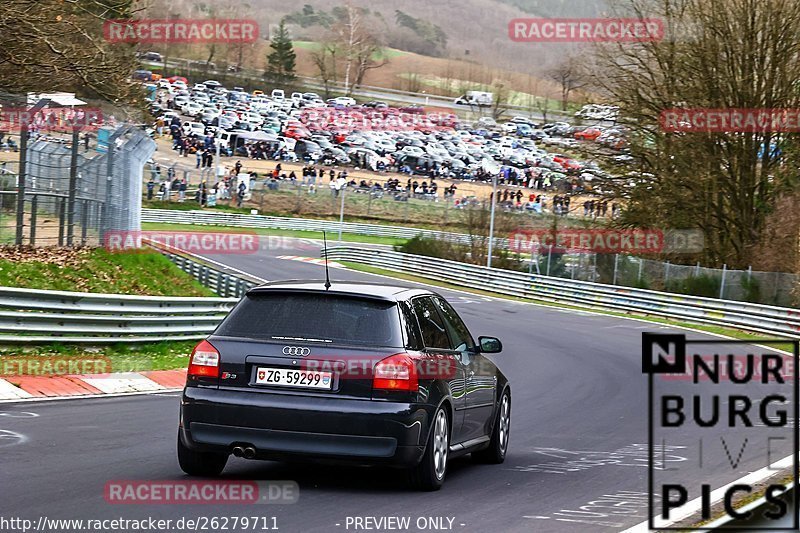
[1,241,795,532]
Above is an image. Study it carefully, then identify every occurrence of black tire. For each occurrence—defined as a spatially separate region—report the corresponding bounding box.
[408,407,449,491]
[177,431,228,477]
[473,389,510,464]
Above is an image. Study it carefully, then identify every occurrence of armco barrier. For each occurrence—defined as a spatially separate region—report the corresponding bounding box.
[0,286,237,343]
[323,246,800,338]
[141,208,475,243]
[0,243,260,344]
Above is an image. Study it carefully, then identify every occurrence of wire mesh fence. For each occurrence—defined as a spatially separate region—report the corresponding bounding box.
[527,250,798,307]
[0,126,155,246]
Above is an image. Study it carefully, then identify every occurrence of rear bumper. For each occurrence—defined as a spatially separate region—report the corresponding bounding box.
[180,386,432,466]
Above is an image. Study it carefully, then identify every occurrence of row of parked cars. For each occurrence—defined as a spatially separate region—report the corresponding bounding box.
[146,76,627,188]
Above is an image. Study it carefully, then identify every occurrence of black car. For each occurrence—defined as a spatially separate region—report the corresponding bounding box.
[178,281,511,491]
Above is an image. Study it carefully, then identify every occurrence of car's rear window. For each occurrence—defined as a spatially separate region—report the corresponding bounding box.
[215,292,403,347]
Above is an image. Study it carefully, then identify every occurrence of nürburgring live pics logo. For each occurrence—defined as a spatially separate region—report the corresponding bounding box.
[642,333,799,530]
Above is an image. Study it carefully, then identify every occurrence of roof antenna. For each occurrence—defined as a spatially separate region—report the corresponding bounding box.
[323,231,332,290]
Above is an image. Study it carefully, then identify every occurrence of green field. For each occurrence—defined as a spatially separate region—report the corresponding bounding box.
[293,41,406,60]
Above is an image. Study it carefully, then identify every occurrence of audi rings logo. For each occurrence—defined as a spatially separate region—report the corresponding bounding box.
[282,346,310,357]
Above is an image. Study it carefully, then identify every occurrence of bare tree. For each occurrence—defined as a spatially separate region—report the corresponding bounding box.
[311,43,338,98]
[595,0,800,268]
[548,55,588,111]
[0,0,141,103]
[330,3,388,95]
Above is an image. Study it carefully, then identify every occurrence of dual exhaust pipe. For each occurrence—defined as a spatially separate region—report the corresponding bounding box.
[231,445,257,459]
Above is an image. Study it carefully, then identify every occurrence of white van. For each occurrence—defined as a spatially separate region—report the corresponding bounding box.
[271,89,285,101]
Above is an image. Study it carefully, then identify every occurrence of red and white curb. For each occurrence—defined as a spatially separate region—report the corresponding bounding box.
[0,369,186,402]
[277,255,345,268]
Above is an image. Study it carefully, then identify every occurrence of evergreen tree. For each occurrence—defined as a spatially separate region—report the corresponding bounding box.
[266,20,296,82]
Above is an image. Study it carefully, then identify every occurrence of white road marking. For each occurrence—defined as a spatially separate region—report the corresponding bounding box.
[0,388,181,405]
[0,411,39,418]
[0,429,27,447]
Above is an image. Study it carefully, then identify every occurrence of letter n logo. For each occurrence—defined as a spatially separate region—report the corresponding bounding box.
[642,333,686,374]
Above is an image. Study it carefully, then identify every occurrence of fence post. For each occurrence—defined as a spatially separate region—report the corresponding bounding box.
[664,261,671,287]
[15,99,50,245]
[546,245,552,276]
[57,197,66,246]
[81,199,89,245]
[29,195,37,246]
[720,264,727,299]
[747,266,752,283]
[592,252,597,282]
[695,262,701,276]
[613,253,619,285]
[66,127,80,246]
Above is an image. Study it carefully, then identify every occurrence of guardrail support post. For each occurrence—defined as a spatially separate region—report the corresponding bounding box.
[546,245,552,277]
[613,253,619,285]
[638,259,644,284]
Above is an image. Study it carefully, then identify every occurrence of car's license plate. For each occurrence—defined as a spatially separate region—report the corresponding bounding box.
[254,367,333,390]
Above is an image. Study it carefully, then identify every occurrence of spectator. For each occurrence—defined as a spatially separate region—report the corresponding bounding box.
[178,179,187,202]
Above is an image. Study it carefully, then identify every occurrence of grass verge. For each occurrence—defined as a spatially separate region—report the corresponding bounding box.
[0,247,215,296]
[0,341,195,374]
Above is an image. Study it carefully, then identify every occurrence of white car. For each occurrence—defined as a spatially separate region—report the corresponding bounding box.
[182,121,206,137]
[400,145,425,156]
[271,89,285,101]
[500,122,518,134]
[333,96,357,107]
[181,102,204,118]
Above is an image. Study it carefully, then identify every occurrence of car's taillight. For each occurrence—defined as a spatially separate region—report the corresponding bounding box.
[373,353,418,391]
[188,340,220,378]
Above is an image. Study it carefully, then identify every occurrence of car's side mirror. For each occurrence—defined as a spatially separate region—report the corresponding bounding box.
[478,336,502,354]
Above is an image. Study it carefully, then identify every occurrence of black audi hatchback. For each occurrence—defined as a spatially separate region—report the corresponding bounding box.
[178,281,511,490]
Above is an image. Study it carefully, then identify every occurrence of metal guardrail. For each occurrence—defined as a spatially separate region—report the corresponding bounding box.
[0,286,237,344]
[159,249,258,299]
[142,208,483,244]
[0,242,261,344]
[323,246,800,338]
